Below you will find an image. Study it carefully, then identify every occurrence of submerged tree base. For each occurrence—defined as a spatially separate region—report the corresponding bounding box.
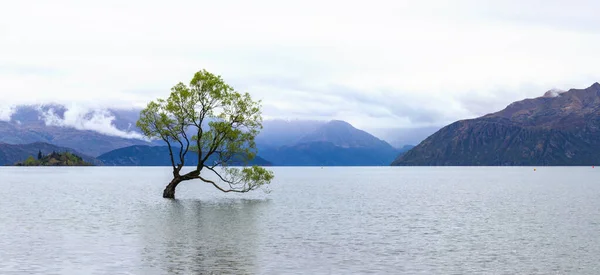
[162,188,175,199]
[163,178,182,199]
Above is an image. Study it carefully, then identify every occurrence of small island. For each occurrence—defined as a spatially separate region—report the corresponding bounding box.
[15,151,93,166]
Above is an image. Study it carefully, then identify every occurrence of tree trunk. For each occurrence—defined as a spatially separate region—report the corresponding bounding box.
[163,177,183,199]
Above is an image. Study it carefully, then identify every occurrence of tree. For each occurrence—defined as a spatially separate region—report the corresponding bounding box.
[137,69,274,198]
[37,150,43,160]
[24,156,38,166]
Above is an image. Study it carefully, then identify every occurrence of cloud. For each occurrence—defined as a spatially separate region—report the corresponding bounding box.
[39,105,146,140]
[0,105,15,121]
[242,79,473,130]
[1,0,600,130]
[470,0,600,33]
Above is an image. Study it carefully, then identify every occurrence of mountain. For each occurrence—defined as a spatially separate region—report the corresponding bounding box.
[260,141,405,166]
[258,119,428,149]
[256,119,325,148]
[0,142,101,166]
[297,120,393,148]
[1,104,410,165]
[99,120,401,166]
[393,83,600,166]
[0,105,150,156]
[259,120,402,166]
[0,121,150,157]
[98,145,272,166]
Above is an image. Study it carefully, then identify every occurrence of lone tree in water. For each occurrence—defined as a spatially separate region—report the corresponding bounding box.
[137,69,274,198]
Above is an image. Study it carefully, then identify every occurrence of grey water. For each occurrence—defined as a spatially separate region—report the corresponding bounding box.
[1,167,600,274]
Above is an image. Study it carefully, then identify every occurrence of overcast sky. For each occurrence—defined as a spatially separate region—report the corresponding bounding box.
[1,0,600,130]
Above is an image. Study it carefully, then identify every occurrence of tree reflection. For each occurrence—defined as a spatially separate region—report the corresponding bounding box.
[140,199,269,274]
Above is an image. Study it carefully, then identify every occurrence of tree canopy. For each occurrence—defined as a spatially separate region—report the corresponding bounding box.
[137,69,274,198]
[16,152,92,166]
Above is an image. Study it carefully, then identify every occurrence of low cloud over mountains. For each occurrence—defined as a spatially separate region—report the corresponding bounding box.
[3,104,144,140]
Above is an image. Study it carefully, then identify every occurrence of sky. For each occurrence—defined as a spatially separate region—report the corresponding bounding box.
[1,0,600,131]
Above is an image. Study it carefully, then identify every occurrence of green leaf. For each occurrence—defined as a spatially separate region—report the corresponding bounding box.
[136,69,274,193]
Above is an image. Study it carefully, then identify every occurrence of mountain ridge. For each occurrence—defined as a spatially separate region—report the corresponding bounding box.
[297,120,394,149]
[98,145,272,166]
[259,120,403,166]
[393,82,600,166]
[0,105,150,156]
[1,104,415,165]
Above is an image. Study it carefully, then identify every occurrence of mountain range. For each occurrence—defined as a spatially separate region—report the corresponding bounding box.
[394,83,600,166]
[0,105,412,166]
[1,105,151,156]
[5,83,600,166]
[97,145,272,166]
[259,120,409,166]
[97,120,405,166]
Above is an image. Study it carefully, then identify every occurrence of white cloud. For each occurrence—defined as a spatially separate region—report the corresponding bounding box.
[1,0,599,130]
[0,105,15,121]
[39,105,146,140]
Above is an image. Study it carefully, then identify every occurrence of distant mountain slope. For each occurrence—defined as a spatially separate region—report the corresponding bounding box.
[0,142,101,166]
[259,120,403,166]
[1,105,410,165]
[0,121,150,156]
[260,141,405,166]
[0,105,150,156]
[393,83,600,166]
[258,119,425,150]
[97,145,272,166]
[297,120,394,149]
[256,119,325,148]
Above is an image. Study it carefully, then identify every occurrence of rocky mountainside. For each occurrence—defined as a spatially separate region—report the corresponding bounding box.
[393,83,600,166]
[0,142,101,166]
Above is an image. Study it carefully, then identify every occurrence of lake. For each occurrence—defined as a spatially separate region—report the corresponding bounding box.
[1,167,600,274]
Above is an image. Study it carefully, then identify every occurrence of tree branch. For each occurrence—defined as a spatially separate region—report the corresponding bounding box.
[204,166,236,185]
[196,175,248,193]
[164,138,178,175]
[151,118,178,174]
[200,130,224,165]
[209,151,236,169]
[179,121,190,170]
[196,125,204,170]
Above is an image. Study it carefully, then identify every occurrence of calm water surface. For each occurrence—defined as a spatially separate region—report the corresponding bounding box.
[1,167,600,274]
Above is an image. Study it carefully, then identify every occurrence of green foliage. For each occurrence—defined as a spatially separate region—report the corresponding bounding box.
[16,151,92,166]
[23,156,38,166]
[221,166,275,192]
[137,69,273,193]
